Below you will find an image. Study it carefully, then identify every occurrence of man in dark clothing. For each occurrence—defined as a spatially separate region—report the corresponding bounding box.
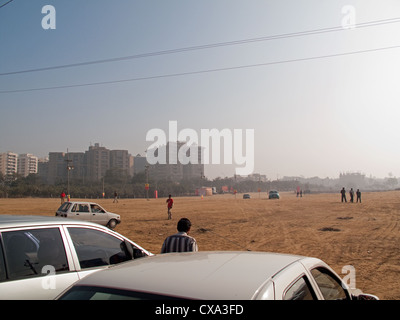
[341,187,347,202]
[356,189,361,203]
[349,188,354,203]
[161,218,198,253]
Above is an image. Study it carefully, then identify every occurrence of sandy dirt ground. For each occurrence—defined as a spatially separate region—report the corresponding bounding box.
[0,191,399,299]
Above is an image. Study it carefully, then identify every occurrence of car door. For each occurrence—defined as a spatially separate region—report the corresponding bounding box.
[0,226,80,300]
[62,225,148,279]
[90,204,108,225]
[73,203,91,222]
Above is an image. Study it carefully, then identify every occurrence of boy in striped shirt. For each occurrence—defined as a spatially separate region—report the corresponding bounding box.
[161,218,198,253]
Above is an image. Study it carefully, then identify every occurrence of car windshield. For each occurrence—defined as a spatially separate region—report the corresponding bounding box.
[57,202,72,212]
[59,286,185,300]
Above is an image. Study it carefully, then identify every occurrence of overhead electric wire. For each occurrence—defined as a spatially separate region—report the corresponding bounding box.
[1,44,400,94]
[0,0,14,9]
[1,16,400,76]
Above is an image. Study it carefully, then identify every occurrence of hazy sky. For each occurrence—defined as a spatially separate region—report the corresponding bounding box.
[1,0,400,179]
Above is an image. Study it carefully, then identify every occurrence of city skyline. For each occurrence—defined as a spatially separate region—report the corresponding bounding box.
[0,141,395,181]
[1,1,400,180]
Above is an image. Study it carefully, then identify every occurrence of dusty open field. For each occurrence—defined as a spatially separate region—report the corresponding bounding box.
[1,191,399,299]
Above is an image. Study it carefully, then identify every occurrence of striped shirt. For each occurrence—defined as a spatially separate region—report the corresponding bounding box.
[161,232,198,253]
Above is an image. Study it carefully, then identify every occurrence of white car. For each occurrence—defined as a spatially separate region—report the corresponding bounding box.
[56,201,120,229]
[0,215,151,300]
[57,251,378,300]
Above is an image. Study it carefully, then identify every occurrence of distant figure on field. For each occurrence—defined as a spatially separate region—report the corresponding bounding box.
[349,188,354,203]
[340,187,347,202]
[161,218,198,253]
[166,194,173,220]
[113,191,118,203]
[60,191,66,204]
[356,189,361,203]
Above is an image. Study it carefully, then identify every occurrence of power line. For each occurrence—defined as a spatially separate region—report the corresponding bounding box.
[1,44,399,94]
[1,16,400,76]
[0,0,14,9]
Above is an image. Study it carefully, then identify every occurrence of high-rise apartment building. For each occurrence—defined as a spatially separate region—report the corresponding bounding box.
[110,150,131,174]
[133,154,147,175]
[0,152,18,176]
[42,144,134,183]
[86,143,110,181]
[47,152,67,184]
[147,142,204,182]
[17,153,38,177]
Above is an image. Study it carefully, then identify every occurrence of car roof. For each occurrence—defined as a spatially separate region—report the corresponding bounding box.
[0,214,106,230]
[61,201,101,205]
[72,251,306,299]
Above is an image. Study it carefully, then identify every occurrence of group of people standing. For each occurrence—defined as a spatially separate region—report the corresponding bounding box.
[340,187,361,203]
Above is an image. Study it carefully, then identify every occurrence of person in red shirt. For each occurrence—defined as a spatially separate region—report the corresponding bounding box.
[166,194,173,220]
[60,191,66,204]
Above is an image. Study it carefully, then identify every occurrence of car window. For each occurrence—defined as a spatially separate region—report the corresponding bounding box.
[284,276,317,300]
[310,267,349,300]
[59,285,184,300]
[0,238,6,281]
[2,228,69,280]
[77,204,89,212]
[90,204,105,213]
[67,227,144,269]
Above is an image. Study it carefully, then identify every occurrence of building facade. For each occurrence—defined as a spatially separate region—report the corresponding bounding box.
[17,153,38,177]
[42,144,134,184]
[147,142,205,182]
[0,152,18,176]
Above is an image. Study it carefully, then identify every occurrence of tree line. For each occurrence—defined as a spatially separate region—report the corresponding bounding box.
[0,170,313,199]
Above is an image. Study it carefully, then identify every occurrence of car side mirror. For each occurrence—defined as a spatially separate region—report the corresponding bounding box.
[124,240,146,260]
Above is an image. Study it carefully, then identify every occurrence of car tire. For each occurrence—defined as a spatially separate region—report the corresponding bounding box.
[107,219,117,229]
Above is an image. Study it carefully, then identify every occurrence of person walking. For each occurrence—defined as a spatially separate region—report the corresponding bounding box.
[340,187,347,202]
[166,194,173,220]
[113,191,118,203]
[161,218,198,253]
[356,189,361,203]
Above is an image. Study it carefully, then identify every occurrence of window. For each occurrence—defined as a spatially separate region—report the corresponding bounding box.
[2,228,69,280]
[58,202,72,212]
[77,204,89,212]
[284,276,317,300]
[311,267,349,300]
[59,286,183,300]
[0,239,6,281]
[90,204,105,213]
[68,228,145,269]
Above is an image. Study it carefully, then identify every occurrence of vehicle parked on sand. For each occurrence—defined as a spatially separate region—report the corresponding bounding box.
[57,251,378,300]
[0,215,151,300]
[243,193,251,199]
[56,201,120,229]
[269,191,280,199]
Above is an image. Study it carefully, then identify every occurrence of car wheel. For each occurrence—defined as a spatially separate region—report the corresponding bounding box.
[107,219,117,229]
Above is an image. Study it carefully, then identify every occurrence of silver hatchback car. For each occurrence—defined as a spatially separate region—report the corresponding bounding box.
[0,215,151,300]
[56,201,120,229]
[57,251,378,300]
